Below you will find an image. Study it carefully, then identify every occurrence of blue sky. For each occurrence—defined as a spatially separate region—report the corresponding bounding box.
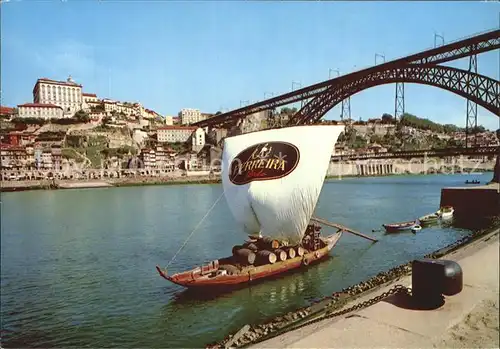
[1,1,499,130]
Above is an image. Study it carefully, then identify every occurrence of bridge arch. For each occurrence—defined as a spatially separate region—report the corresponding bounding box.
[292,64,499,125]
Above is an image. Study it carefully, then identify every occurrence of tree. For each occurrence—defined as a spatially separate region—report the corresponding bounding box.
[74,110,90,123]
[381,113,394,124]
[280,107,297,115]
[102,116,112,125]
[215,111,222,115]
[470,125,486,134]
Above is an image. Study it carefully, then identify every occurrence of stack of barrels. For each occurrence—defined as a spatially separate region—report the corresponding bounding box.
[231,236,308,267]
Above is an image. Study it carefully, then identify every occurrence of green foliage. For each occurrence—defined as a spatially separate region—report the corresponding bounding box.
[62,148,82,160]
[443,124,461,133]
[470,125,486,134]
[90,104,105,113]
[66,135,86,148]
[74,110,90,123]
[381,113,394,124]
[11,117,47,125]
[369,134,383,144]
[352,135,367,149]
[280,107,297,115]
[87,135,108,147]
[102,116,112,125]
[51,118,81,125]
[101,145,137,158]
[400,113,444,132]
[36,131,66,141]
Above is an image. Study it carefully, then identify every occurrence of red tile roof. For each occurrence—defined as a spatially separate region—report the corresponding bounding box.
[17,103,63,109]
[157,126,197,131]
[0,106,15,115]
[83,93,97,97]
[0,143,26,151]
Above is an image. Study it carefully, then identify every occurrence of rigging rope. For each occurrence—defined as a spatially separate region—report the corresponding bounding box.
[165,191,225,269]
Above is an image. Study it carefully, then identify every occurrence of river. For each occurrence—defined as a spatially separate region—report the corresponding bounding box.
[0,173,493,348]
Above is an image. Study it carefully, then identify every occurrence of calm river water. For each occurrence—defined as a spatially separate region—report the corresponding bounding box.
[0,173,493,348]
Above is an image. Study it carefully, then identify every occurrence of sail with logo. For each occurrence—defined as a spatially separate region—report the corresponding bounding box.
[222,125,345,244]
[156,123,380,289]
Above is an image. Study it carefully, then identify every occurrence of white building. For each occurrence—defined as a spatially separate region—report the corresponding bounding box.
[164,115,174,126]
[33,76,83,115]
[192,127,206,147]
[157,126,197,143]
[179,108,203,125]
[82,93,98,104]
[17,103,64,119]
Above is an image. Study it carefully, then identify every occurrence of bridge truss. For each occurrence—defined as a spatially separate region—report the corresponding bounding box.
[193,29,500,129]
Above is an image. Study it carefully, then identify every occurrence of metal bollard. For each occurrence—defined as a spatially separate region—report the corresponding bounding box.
[411,259,463,307]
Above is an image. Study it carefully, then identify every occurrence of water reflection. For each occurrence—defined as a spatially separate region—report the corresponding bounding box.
[1,173,496,348]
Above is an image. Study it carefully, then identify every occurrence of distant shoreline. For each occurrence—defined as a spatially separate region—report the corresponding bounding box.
[1,170,492,193]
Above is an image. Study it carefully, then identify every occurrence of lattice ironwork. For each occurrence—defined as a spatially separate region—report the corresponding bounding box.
[194,29,500,128]
[409,31,499,65]
[340,97,351,120]
[465,53,479,148]
[290,64,500,125]
[394,82,405,121]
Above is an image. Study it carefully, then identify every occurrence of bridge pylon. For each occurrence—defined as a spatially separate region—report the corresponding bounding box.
[465,51,478,148]
[341,97,351,121]
[395,82,405,121]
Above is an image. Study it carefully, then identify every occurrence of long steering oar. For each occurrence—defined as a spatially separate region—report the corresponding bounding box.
[311,216,378,243]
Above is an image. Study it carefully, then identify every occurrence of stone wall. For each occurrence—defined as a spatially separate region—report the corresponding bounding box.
[326,158,496,178]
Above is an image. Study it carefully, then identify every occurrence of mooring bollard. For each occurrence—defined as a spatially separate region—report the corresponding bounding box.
[411,258,463,308]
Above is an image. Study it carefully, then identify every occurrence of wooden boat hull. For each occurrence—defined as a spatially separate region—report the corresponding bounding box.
[383,220,417,233]
[156,232,342,289]
[418,213,440,226]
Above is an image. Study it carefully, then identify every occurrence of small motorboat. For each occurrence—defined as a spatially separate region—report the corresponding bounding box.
[465,180,480,184]
[383,220,418,233]
[411,224,422,233]
[440,206,454,220]
[419,211,440,226]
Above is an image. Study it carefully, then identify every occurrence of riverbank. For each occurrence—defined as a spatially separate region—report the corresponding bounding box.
[208,224,500,348]
[1,170,493,192]
[0,176,222,192]
[252,228,499,348]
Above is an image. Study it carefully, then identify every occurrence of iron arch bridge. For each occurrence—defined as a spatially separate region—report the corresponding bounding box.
[193,29,500,129]
[290,64,499,125]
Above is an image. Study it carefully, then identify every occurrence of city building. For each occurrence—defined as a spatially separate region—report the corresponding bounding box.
[0,144,32,170]
[138,146,176,170]
[179,108,205,125]
[0,106,15,118]
[164,115,174,126]
[140,148,156,168]
[17,103,64,119]
[33,76,83,115]
[82,93,99,103]
[5,131,37,146]
[157,126,197,143]
[192,128,206,147]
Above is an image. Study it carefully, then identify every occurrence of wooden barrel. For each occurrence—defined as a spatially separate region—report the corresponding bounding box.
[256,250,277,264]
[219,264,239,275]
[243,242,258,251]
[234,248,256,265]
[274,249,287,262]
[232,245,244,255]
[286,247,296,259]
[259,237,280,249]
[296,246,306,257]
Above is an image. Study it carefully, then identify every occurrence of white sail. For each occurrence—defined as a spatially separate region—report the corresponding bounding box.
[221,125,345,244]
